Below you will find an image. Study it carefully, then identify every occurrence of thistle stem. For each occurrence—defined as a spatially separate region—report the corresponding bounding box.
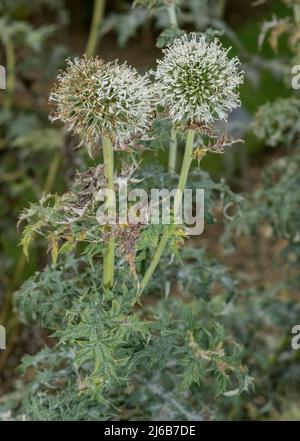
[167,3,178,28]
[44,152,62,195]
[85,0,106,58]
[166,4,178,174]
[140,129,195,294]
[294,3,300,26]
[4,37,15,111]
[102,136,115,288]
[174,129,195,210]
[214,0,226,19]
[293,2,300,60]
[168,126,177,173]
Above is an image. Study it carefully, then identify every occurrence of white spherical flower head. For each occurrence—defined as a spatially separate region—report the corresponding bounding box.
[50,57,157,149]
[155,33,244,125]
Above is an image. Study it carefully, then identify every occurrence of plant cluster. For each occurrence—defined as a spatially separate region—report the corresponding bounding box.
[2,0,300,423]
[0,13,253,418]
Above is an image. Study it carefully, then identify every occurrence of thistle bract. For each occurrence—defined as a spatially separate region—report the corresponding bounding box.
[50,57,157,149]
[155,33,243,125]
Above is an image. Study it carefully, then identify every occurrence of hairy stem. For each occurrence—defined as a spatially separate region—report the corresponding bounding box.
[102,136,115,288]
[174,129,195,210]
[168,126,177,173]
[4,37,15,111]
[140,129,195,293]
[85,0,106,58]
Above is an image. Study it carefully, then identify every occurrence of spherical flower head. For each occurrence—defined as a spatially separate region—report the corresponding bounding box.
[50,56,157,150]
[155,33,244,125]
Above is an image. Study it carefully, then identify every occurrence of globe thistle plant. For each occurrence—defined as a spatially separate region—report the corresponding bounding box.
[155,33,243,125]
[50,56,157,150]
[141,34,243,293]
[50,56,157,289]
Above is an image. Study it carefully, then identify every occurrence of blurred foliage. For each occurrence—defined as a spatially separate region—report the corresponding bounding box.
[223,153,300,257]
[253,97,300,147]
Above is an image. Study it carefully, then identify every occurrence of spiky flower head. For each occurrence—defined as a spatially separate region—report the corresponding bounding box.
[155,33,243,125]
[50,56,157,150]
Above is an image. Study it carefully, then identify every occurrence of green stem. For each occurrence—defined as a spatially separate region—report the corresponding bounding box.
[214,0,226,19]
[85,0,106,58]
[293,2,300,59]
[174,129,194,210]
[3,37,15,111]
[102,136,115,288]
[139,229,169,294]
[44,152,62,195]
[166,4,178,174]
[294,3,300,26]
[140,129,195,294]
[168,126,177,173]
[167,3,178,27]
